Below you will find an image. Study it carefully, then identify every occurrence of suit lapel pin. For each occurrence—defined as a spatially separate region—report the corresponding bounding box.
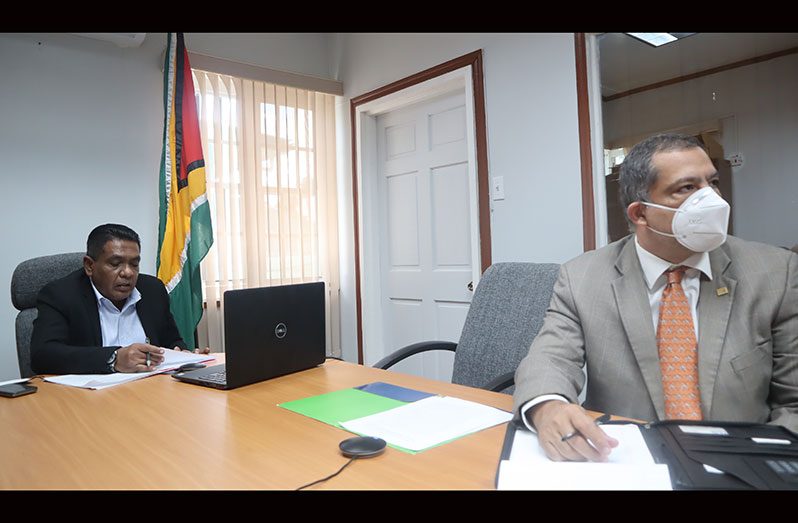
[716,287,729,296]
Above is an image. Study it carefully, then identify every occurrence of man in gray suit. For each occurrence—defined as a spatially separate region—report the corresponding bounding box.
[513,133,798,462]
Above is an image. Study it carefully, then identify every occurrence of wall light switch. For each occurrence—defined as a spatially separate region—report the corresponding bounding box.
[492,176,505,200]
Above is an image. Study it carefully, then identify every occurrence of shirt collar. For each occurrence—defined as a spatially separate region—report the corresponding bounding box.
[634,235,713,290]
[90,280,141,312]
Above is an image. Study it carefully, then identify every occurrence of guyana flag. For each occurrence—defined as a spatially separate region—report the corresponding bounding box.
[157,33,213,347]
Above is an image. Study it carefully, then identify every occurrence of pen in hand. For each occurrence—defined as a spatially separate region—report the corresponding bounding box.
[561,413,612,442]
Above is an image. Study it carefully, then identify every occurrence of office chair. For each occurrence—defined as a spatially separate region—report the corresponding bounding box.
[374,262,560,394]
[11,252,85,377]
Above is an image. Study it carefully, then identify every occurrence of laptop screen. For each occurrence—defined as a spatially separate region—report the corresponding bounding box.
[222,281,326,388]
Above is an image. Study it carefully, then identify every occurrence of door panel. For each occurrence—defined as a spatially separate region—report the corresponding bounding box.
[431,163,471,267]
[386,172,420,266]
[385,122,416,158]
[430,105,466,146]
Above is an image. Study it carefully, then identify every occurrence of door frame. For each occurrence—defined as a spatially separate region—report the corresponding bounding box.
[350,50,492,364]
[576,32,610,251]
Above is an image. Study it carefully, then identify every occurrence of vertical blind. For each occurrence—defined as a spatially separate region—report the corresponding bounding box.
[192,70,340,356]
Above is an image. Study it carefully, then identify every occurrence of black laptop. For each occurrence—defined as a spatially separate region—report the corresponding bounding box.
[173,282,326,390]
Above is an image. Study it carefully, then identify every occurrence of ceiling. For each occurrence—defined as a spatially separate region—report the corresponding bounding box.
[599,33,798,98]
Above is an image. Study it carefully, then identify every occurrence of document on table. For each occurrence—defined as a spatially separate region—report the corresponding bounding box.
[44,349,215,390]
[340,395,512,452]
[0,378,32,387]
[497,424,672,490]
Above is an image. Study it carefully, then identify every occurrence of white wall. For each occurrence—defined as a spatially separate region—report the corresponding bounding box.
[0,32,335,380]
[603,53,798,248]
[334,33,585,363]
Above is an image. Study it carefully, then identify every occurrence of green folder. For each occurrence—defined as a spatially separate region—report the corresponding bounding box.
[278,388,406,428]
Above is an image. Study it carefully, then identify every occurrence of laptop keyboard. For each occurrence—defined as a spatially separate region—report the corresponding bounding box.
[201,371,227,385]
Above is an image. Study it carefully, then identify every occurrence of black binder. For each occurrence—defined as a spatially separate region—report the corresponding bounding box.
[497,418,798,490]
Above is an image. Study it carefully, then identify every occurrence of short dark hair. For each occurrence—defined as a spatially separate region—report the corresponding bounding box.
[618,133,705,212]
[86,224,141,259]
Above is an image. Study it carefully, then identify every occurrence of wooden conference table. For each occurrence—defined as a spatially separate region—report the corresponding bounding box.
[0,357,516,490]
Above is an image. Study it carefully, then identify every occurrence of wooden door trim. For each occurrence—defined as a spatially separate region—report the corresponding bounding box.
[575,33,596,252]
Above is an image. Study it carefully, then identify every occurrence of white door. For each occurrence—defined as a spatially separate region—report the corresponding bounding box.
[374,91,476,382]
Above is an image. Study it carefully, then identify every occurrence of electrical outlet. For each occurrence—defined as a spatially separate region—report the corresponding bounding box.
[728,153,744,167]
[492,176,505,200]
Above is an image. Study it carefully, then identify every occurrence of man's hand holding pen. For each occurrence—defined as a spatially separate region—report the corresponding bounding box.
[114,343,165,373]
[529,401,619,462]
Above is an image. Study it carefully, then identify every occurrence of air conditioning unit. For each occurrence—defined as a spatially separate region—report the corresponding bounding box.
[71,33,147,48]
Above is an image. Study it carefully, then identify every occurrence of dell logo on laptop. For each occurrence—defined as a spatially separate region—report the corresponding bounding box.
[275,322,288,339]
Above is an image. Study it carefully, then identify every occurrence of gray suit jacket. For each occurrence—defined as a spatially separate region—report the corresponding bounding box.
[513,235,798,432]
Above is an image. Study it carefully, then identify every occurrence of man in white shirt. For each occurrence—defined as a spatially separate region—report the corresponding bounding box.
[512,133,798,461]
[31,224,192,374]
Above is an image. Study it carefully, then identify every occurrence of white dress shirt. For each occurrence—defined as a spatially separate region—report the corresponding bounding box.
[519,237,713,430]
[90,281,147,347]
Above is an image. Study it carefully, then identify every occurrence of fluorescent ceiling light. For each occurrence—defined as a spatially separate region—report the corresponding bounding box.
[626,33,695,48]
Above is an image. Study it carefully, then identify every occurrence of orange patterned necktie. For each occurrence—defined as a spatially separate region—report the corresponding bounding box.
[657,266,703,420]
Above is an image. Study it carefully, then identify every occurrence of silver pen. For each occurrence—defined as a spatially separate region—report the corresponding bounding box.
[561,413,612,442]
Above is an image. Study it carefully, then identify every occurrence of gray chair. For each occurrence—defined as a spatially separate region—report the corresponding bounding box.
[374,262,560,393]
[10,252,85,377]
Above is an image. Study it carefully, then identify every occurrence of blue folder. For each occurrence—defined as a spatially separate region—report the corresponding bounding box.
[355,381,436,403]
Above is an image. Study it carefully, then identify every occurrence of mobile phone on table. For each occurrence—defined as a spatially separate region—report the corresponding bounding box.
[0,383,37,398]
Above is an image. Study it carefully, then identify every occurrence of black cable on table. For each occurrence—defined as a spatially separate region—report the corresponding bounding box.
[295,457,356,490]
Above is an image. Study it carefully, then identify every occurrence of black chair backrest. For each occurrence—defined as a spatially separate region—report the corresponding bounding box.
[451,262,560,392]
[11,252,85,377]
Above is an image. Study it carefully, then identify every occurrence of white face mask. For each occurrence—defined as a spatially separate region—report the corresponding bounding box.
[641,186,730,252]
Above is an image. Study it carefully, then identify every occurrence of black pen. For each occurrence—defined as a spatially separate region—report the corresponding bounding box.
[561,413,612,442]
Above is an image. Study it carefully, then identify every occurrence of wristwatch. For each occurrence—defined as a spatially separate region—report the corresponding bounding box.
[107,349,119,373]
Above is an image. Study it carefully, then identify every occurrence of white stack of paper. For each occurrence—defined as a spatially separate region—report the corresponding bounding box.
[497,424,672,490]
[44,349,215,390]
[341,395,512,451]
